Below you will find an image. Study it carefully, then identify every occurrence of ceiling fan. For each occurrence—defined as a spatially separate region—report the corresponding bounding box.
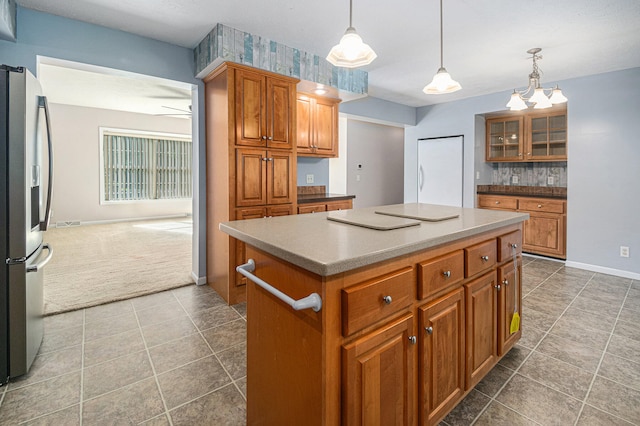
[154,105,192,116]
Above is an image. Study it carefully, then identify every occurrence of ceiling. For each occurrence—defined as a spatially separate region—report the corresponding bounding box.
[18,0,640,108]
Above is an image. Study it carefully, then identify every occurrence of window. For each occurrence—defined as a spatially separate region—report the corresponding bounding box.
[101,129,192,202]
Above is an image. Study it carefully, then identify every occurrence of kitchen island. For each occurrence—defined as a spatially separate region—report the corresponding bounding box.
[220,204,528,425]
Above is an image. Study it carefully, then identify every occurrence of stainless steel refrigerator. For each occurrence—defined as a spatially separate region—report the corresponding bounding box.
[1,65,54,385]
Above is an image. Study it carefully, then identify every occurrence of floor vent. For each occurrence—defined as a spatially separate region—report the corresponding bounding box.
[55,221,81,228]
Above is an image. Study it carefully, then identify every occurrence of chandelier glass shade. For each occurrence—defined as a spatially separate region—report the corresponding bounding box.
[423,0,461,95]
[507,48,568,110]
[326,0,376,68]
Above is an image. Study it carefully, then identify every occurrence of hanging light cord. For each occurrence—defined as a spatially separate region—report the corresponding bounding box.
[439,0,444,68]
[349,0,353,28]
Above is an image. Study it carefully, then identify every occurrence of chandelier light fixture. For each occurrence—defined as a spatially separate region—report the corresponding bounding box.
[506,48,568,111]
[423,0,461,94]
[326,0,377,68]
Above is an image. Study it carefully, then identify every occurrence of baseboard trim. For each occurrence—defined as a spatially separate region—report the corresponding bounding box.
[565,261,640,280]
[192,271,207,286]
[52,214,190,228]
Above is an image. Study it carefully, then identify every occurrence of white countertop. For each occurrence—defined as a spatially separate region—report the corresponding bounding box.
[220,203,529,276]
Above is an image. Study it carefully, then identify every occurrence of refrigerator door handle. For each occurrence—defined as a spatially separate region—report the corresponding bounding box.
[38,96,54,231]
[26,244,53,273]
[418,165,424,191]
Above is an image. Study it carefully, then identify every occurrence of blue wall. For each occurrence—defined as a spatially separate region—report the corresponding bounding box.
[0,7,207,281]
[296,157,330,188]
[404,68,640,278]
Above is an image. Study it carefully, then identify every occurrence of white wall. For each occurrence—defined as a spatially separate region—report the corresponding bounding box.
[347,119,404,208]
[49,103,192,224]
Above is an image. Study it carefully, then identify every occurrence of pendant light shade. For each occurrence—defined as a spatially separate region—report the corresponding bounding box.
[423,0,461,95]
[423,67,462,94]
[326,0,376,68]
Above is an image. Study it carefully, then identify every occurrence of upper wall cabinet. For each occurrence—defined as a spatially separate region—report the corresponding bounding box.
[235,68,296,150]
[486,106,567,162]
[297,92,341,157]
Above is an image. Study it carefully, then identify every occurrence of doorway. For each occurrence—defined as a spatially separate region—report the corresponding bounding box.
[37,58,196,315]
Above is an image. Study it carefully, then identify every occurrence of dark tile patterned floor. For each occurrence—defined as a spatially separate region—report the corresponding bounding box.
[0,256,638,425]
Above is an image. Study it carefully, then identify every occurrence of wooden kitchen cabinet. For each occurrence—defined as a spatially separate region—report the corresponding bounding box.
[235,148,294,207]
[297,198,353,214]
[342,313,415,426]
[485,106,567,162]
[235,67,295,149]
[486,116,524,161]
[419,287,465,425]
[465,271,499,390]
[477,194,566,259]
[297,92,340,157]
[242,222,523,425]
[497,260,522,356]
[204,62,298,304]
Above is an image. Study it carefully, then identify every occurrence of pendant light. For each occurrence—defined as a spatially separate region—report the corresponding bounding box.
[506,48,568,110]
[326,0,377,68]
[423,0,461,94]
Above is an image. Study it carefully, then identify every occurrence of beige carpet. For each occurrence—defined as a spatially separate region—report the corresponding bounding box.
[43,218,194,315]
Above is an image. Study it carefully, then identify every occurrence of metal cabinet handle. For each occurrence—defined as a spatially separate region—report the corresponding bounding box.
[268,136,273,140]
[425,326,433,335]
[495,201,500,205]
[262,136,267,140]
[495,284,501,291]
[237,259,322,312]
[443,270,451,278]
[382,295,392,305]
[511,243,518,249]
[537,204,543,208]
[503,279,509,286]
[481,255,490,262]
[408,336,417,345]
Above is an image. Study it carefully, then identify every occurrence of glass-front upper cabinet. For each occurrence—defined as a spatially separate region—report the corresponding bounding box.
[485,106,567,162]
[486,116,524,161]
[526,111,567,161]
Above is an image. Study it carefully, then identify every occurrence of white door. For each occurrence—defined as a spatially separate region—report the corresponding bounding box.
[417,136,463,207]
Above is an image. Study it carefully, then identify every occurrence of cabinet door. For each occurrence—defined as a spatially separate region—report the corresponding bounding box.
[266,150,293,205]
[464,271,498,389]
[236,148,266,207]
[296,94,313,153]
[313,97,339,157]
[522,213,565,258]
[486,117,523,162]
[235,69,266,147]
[343,313,415,426]
[266,77,294,149]
[419,288,465,426]
[233,207,267,287]
[525,111,567,161]
[497,260,522,356]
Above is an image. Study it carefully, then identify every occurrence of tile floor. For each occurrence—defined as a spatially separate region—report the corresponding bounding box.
[0,256,638,425]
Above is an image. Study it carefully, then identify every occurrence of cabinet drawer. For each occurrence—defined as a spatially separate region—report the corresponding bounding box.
[478,195,517,210]
[326,200,352,211]
[418,250,464,299]
[342,267,414,336]
[465,240,497,277]
[497,230,522,262]
[518,198,565,214]
[297,204,327,214]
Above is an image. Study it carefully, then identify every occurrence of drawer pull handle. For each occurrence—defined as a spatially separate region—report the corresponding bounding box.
[443,270,451,278]
[537,204,543,208]
[495,284,501,291]
[481,255,490,262]
[382,295,393,305]
[503,279,509,286]
[495,201,500,205]
[237,259,322,312]
[408,336,417,345]
[511,243,518,249]
[425,326,433,335]
[261,135,267,140]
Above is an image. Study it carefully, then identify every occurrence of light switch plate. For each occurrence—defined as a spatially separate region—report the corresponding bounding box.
[548,176,554,185]
[306,174,314,184]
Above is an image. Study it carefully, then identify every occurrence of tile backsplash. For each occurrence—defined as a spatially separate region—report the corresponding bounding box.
[491,162,567,187]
